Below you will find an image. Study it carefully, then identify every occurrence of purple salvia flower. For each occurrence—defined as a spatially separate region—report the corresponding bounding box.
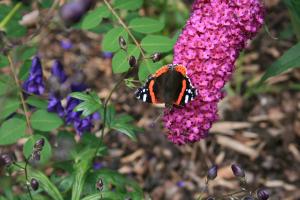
[73,116,94,135]
[65,96,81,124]
[48,96,65,117]
[102,51,113,59]
[60,39,73,50]
[22,56,45,95]
[163,0,265,145]
[51,60,68,83]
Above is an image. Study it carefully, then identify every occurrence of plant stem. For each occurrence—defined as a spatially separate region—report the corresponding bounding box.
[103,0,146,59]
[0,2,23,29]
[7,54,33,134]
[24,156,33,200]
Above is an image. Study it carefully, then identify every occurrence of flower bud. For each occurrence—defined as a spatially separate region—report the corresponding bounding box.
[129,56,137,67]
[119,36,127,50]
[30,178,39,191]
[96,178,104,191]
[34,138,45,150]
[1,154,12,166]
[151,52,162,62]
[77,0,94,11]
[207,165,218,180]
[60,2,86,26]
[206,196,215,200]
[231,164,245,177]
[32,151,41,161]
[257,188,269,200]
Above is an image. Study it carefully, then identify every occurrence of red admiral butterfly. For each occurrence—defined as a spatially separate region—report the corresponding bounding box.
[135,64,197,106]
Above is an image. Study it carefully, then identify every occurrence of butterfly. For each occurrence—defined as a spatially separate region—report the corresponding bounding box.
[135,64,197,107]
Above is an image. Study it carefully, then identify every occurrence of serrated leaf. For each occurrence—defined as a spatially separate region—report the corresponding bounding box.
[70,92,92,101]
[71,92,102,117]
[81,6,110,30]
[112,44,140,73]
[30,110,63,131]
[23,135,52,164]
[0,118,26,145]
[259,42,300,84]
[129,17,164,33]
[26,96,48,109]
[29,170,64,200]
[141,35,174,53]
[114,0,143,11]
[0,98,20,120]
[102,27,128,52]
[138,60,163,81]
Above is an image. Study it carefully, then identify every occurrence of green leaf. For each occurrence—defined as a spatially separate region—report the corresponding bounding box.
[141,35,174,53]
[26,96,48,109]
[19,46,37,61]
[0,54,9,68]
[30,110,63,131]
[110,114,140,141]
[28,170,64,200]
[129,17,164,33]
[0,98,20,120]
[114,0,143,11]
[259,42,300,84]
[23,135,52,164]
[102,27,128,52]
[18,59,32,80]
[138,60,162,81]
[284,0,300,40]
[112,44,140,73]
[0,118,26,145]
[71,92,102,117]
[71,148,96,200]
[81,6,110,30]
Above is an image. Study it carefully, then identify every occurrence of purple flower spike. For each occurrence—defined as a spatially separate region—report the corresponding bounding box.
[257,188,270,200]
[22,56,45,95]
[60,39,73,50]
[47,96,65,117]
[163,0,265,145]
[51,60,68,83]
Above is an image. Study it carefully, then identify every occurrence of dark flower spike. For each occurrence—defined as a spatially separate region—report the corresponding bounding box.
[119,36,127,50]
[151,52,162,62]
[1,154,12,166]
[129,56,137,68]
[207,165,218,180]
[34,138,45,152]
[96,178,104,191]
[30,178,39,191]
[231,164,245,178]
[48,96,65,117]
[257,188,270,200]
[22,56,45,95]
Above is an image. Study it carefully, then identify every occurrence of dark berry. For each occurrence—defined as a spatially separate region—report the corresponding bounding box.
[60,2,86,26]
[30,178,39,191]
[231,164,245,177]
[129,56,137,67]
[34,138,45,150]
[77,0,94,11]
[151,52,162,62]
[32,151,41,161]
[1,154,12,166]
[207,165,218,180]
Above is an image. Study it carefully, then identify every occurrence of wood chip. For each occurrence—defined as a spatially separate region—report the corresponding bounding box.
[211,122,252,135]
[121,149,144,163]
[265,180,297,191]
[216,135,259,159]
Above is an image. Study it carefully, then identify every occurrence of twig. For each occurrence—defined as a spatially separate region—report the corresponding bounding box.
[103,0,146,59]
[7,54,33,134]
[24,156,33,200]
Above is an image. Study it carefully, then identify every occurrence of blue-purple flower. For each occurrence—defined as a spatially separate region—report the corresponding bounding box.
[48,96,65,117]
[60,39,73,50]
[22,56,45,95]
[50,60,68,83]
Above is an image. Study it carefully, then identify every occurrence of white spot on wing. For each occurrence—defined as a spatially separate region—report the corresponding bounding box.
[143,94,147,102]
[185,95,189,104]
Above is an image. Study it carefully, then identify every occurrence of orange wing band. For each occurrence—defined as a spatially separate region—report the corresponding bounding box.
[175,79,187,105]
[149,80,158,103]
[175,65,187,77]
[154,66,169,77]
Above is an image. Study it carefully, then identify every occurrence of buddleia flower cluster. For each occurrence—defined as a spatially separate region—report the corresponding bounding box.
[163,0,265,145]
[22,57,99,135]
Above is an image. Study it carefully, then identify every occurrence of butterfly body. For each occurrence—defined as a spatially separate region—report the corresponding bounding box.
[135,64,197,106]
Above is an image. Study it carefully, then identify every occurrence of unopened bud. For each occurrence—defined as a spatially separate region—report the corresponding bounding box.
[243,196,254,200]
[1,154,12,166]
[119,36,127,50]
[60,2,86,26]
[257,188,269,200]
[206,197,215,200]
[231,164,245,178]
[32,151,41,161]
[207,165,218,180]
[30,178,39,191]
[34,138,45,151]
[151,52,162,62]
[129,56,137,67]
[96,178,104,191]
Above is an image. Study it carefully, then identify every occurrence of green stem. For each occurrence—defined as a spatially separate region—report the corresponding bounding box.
[0,2,23,30]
